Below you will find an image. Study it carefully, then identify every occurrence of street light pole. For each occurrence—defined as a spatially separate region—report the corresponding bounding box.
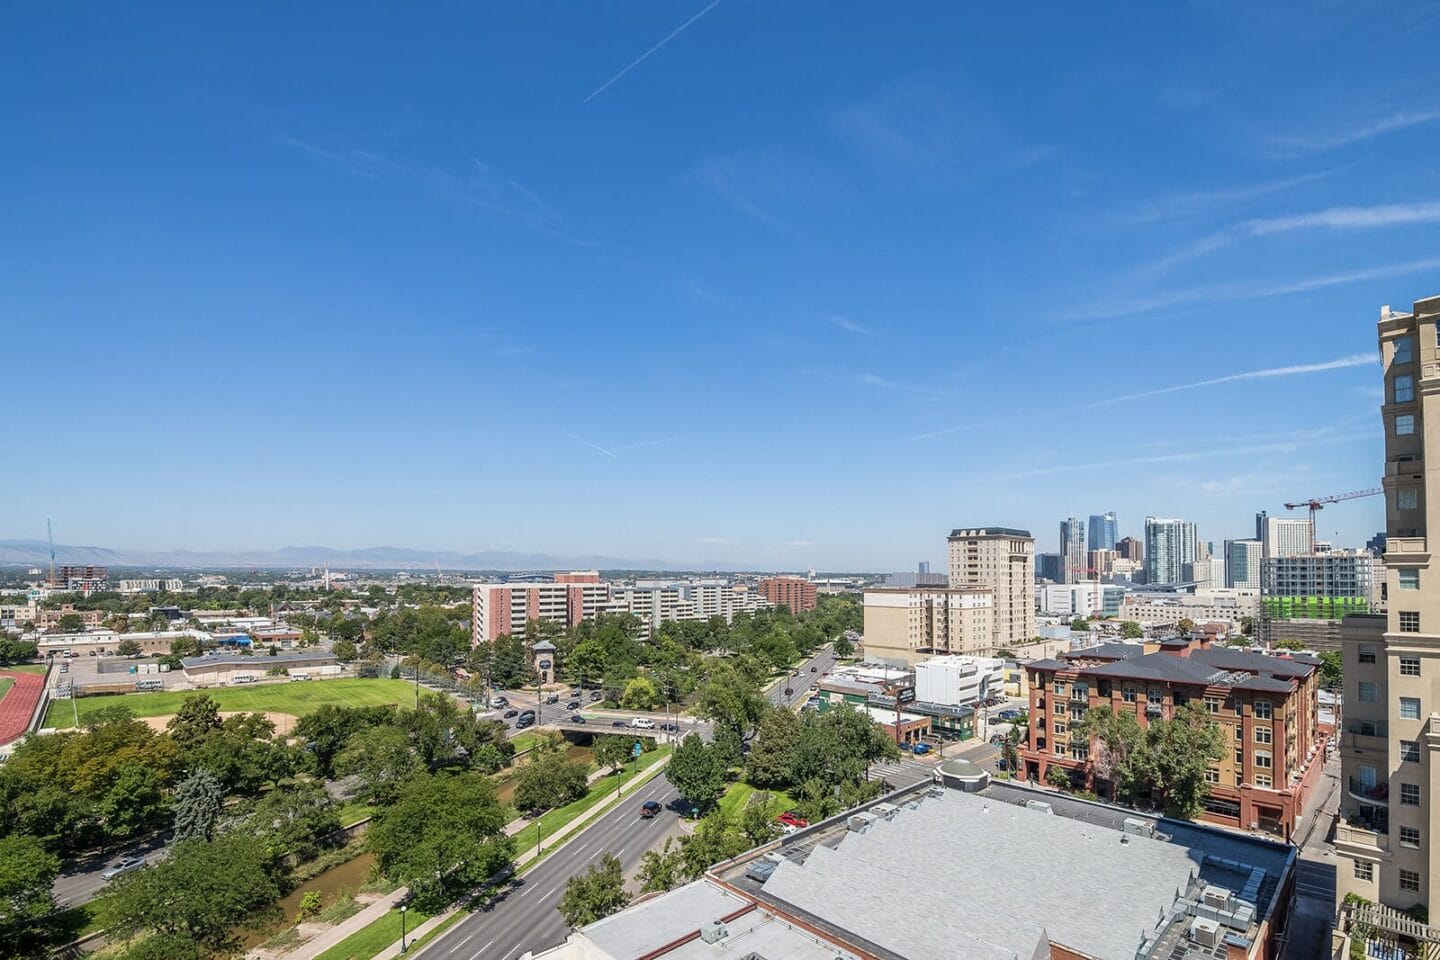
[400,905,408,953]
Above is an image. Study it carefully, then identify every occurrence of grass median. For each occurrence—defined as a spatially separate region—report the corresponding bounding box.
[510,745,671,857]
[314,904,434,960]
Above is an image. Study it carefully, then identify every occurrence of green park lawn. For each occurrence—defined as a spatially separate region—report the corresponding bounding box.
[5,663,49,674]
[0,677,13,702]
[43,678,418,728]
[717,781,794,821]
[314,904,434,960]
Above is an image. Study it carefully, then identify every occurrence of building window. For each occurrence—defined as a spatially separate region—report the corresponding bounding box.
[1053,721,1067,735]
[1234,725,1243,740]
[1396,374,1415,403]
[1357,720,1380,736]
[1122,686,1137,703]
[1204,768,1219,784]
[1053,681,1065,696]
[1204,696,1222,714]
[1359,681,1378,703]
[1401,870,1421,893]
[1354,860,1375,882]
[1402,740,1421,763]
[1399,488,1419,511]
[1147,689,1163,705]
[1401,826,1421,849]
[1254,700,1273,720]
[1254,750,1272,769]
[1401,656,1421,677]
[1402,783,1421,806]
[1255,726,1272,744]
[1254,773,1272,788]
[1400,697,1422,720]
[1234,748,1243,766]
[1401,568,1420,590]
[1359,644,1378,664]
[1396,413,1417,435]
[1400,611,1421,633]
[1395,336,1414,365]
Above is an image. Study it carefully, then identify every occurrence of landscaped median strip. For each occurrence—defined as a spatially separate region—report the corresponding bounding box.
[284,748,673,960]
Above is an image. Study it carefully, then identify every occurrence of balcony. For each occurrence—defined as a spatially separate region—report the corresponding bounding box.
[1386,458,1423,479]
[1386,537,1429,560]
[1335,820,1390,854]
[1345,728,1387,754]
[1348,777,1389,805]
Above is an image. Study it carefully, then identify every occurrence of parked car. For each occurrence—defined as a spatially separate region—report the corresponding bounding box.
[570,714,586,724]
[911,742,931,755]
[997,709,1021,720]
[989,716,1008,725]
[290,674,312,682]
[611,720,628,728]
[640,800,662,819]
[776,811,808,828]
[103,856,146,881]
[503,709,519,719]
[631,717,656,729]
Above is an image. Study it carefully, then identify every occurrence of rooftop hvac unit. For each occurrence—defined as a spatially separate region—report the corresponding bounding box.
[1190,918,1220,947]
[1202,885,1232,909]
[1122,817,1155,838]
[1025,800,1054,815]
[848,812,877,832]
[700,922,729,944]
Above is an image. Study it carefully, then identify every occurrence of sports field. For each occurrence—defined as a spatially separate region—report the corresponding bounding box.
[43,678,419,729]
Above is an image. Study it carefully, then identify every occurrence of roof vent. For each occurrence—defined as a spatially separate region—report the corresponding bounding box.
[1191,918,1220,947]
[1202,885,1232,908]
[700,921,729,944]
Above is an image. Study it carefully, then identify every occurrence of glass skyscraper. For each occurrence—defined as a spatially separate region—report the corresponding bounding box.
[1088,512,1118,552]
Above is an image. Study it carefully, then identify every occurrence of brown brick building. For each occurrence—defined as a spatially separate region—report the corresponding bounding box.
[1022,636,1327,840]
[758,576,817,613]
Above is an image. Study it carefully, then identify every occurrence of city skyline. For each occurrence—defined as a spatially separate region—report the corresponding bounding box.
[3,4,1430,569]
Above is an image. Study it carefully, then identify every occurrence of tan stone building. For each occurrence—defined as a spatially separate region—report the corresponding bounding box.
[947,527,1035,650]
[861,586,993,664]
[1337,293,1440,912]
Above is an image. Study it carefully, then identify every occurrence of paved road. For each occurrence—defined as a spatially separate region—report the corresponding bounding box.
[768,646,837,710]
[424,772,682,960]
[52,834,170,908]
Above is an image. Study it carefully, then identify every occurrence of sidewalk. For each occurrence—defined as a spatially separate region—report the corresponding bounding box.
[282,753,672,960]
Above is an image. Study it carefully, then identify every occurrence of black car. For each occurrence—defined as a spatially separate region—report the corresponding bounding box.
[570,714,586,724]
[503,709,519,719]
[784,687,794,697]
[640,800,662,819]
[810,666,817,672]
[590,691,603,701]
[565,700,580,709]
[660,722,678,732]
[611,719,627,728]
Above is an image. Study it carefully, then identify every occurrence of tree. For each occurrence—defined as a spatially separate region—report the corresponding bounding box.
[1175,618,1196,637]
[513,753,589,814]
[637,838,685,893]
[558,853,630,928]
[1070,618,1091,632]
[170,635,202,659]
[248,781,340,862]
[995,648,1016,659]
[1319,650,1343,688]
[666,734,727,813]
[1138,702,1225,819]
[1000,724,1024,776]
[332,639,358,663]
[172,768,223,842]
[166,694,223,751]
[1240,616,1255,637]
[116,638,142,657]
[1274,639,1305,651]
[335,726,422,806]
[746,707,800,788]
[367,772,512,910]
[294,704,395,778]
[592,735,633,776]
[1120,621,1144,639]
[55,613,85,633]
[1071,706,1145,802]
[99,834,282,951]
[739,793,779,846]
[0,638,39,664]
[791,704,900,787]
[832,634,854,658]
[677,811,749,879]
[0,835,60,958]
[620,676,660,711]
[97,762,166,840]
[1045,765,1073,789]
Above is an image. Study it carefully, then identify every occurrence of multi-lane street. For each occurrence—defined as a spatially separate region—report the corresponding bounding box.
[424,769,681,960]
[767,644,837,709]
[52,833,170,909]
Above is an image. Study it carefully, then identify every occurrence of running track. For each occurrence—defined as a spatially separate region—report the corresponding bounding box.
[0,670,45,744]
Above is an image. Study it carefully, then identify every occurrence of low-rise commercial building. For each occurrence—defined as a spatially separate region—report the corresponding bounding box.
[181,650,340,686]
[914,654,1003,706]
[1119,588,1260,629]
[1022,636,1325,839]
[39,629,208,658]
[35,605,105,630]
[861,585,994,665]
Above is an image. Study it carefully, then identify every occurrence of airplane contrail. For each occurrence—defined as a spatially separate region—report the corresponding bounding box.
[570,435,679,458]
[581,0,725,105]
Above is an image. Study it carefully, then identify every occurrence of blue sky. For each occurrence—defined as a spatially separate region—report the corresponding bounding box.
[3,2,1438,570]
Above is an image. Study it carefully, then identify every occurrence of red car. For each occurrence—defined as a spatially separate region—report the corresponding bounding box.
[776,811,808,828]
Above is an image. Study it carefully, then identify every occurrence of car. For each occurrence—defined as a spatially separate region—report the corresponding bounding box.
[640,800,663,819]
[911,742,932,755]
[565,700,580,709]
[569,713,586,724]
[783,687,794,697]
[988,733,1005,746]
[997,709,1021,720]
[490,696,509,708]
[590,690,603,701]
[808,684,817,692]
[103,856,146,881]
[612,720,628,728]
[660,722,678,732]
[810,665,817,672]
[776,811,808,828]
[631,717,656,729]
[545,694,560,704]
[503,709,519,719]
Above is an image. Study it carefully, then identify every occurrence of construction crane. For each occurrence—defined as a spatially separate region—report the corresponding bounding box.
[1283,487,1384,554]
[46,519,55,587]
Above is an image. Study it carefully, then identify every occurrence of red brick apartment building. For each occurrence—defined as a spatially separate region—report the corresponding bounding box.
[757,576,817,613]
[1022,636,1328,840]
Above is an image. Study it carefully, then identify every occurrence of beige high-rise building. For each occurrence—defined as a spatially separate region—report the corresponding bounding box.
[1337,294,1440,912]
[947,527,1035,650]
[861,586,994,665]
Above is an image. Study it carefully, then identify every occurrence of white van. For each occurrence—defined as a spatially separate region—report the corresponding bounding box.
[630,717,656,729]
[231,675,256,685]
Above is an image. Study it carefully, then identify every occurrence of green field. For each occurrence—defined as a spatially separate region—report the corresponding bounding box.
[0,677,13,702]
[43,678,419,728]
[4,663,49,675]
[717,781,794,821]
[314,904,434,960]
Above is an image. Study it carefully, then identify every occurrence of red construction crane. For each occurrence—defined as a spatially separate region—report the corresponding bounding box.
[1283,487,1384,554]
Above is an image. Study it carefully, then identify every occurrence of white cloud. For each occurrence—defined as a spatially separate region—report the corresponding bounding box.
[1091,354,1375,407]
[1264,108,1440,156]
[829,315,873,336]
[1247,200,1440,235]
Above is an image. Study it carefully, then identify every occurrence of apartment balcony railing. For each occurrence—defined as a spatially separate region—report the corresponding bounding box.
[1335,820,1389,854]
[1348,777,1389,805]
[1386,536,1428,558]
[1385,457,1423,479]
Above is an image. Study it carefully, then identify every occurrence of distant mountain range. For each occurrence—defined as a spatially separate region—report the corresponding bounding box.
[0,539,760,573]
